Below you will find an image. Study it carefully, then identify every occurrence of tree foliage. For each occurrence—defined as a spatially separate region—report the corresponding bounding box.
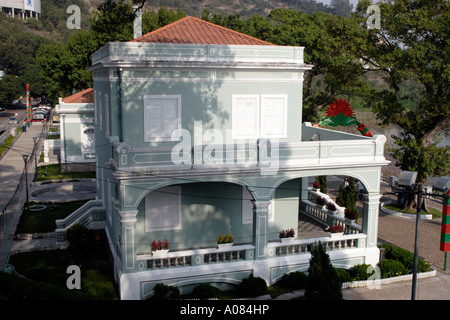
[9,0,449,183]
[354,0,450,183]
[305,242,342,300]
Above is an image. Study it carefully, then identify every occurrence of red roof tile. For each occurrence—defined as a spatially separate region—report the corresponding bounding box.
[131,16,274,46]
[62,88,94,104]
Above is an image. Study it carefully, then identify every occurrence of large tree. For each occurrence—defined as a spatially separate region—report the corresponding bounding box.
[354,0,449,184]
[265,9,371,122]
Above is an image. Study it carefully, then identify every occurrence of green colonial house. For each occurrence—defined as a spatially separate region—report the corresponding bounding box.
[55,16,388,300]
[56,88,96,172]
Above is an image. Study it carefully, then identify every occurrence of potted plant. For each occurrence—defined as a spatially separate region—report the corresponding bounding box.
[217,234,234,250]
[313,181,321,191]
[151,239,170,257]
[344,208,357,223]
[316,196,326,209]
[327,202,337,214]
[327,225,344,237]
[279,228,295,243]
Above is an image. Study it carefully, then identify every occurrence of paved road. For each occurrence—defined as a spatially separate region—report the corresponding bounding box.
[0,122,44,271]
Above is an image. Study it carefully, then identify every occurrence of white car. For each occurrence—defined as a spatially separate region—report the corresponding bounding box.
[8,116,19,124]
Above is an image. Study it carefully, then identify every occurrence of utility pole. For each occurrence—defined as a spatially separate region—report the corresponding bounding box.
[411,184,423,300]
[22,154,29,210]
[33,136,38,182]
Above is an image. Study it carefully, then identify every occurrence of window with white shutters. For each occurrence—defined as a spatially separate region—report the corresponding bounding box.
[144,95,181,142]
[232,95,259,139]
[232,94,287,140]
[261,94,287,138]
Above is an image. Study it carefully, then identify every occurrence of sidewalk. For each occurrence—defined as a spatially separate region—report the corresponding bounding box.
[0,122,45,271]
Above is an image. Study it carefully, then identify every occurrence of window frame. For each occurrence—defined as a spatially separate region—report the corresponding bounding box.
[232,94,287,140]
[143,95,182,142]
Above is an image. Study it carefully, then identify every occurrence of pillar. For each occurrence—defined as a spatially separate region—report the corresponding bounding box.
[362,193,381,248]
[252,199,271,259]
[299,177,309,213]
[119,210,138,273]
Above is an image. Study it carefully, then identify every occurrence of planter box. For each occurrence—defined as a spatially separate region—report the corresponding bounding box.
[152,249,169,257]
[280,237,295,244]
[217,243,233,250]
[329,232,344,238]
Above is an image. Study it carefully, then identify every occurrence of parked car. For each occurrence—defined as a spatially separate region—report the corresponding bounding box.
[8,116,19,124]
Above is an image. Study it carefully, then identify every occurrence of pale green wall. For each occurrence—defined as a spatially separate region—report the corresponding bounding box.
[109,68,303,149]
[130,179,301,254]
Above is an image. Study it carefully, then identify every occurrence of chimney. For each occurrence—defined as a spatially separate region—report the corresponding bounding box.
[133,6,142,39]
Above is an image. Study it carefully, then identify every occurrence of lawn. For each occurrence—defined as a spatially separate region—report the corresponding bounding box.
[35,163,95,182]
[9,230,118,299]
[16,200,88,234]
[384,202,442,219]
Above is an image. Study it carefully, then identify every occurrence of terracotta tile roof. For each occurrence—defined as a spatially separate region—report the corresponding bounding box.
[62,88,94,103]
[131,16,274,46]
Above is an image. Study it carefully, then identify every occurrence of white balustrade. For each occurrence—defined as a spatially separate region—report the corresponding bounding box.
[303,188,362,234]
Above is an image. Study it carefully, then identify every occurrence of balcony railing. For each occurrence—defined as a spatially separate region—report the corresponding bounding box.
[136,232,366,271]
[302,187,362,234]
[112,124,387,173]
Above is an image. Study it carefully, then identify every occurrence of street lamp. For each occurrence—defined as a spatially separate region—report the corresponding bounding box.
[397,171,421,300]
[32,136,38,182]
[22,154,29,211]
[2,208,11,273]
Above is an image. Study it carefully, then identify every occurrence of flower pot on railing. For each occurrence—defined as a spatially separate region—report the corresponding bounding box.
[217,234,233,250]
[312,181,320,192]
[344,209,357,224]
[151,239,170,257]
[279,228,295,243]
[327,203,337,215]
[152,249,169,257]
[280,237,295,244]
[327,225,344,238]
[316,196,326,210]
[329,232,344,238]
[217,243,233,250]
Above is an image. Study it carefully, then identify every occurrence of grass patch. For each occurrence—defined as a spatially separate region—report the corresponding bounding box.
[8,230,118,300]
[36,163,95,182]
[16,200,88,234]
[384,202,441,219]
[46,134,60,139]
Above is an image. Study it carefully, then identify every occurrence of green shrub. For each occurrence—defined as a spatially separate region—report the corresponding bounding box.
[239,274,268,297]
[305,242,342,300]
[151,283,180,300]
[192,283,220,300]
[83,283,116,300]
[352,264,374,281]
[335,268,352,283]
[378,259,408,278]
[379,244,431,273]
[277,271,307,290]
[66,224,94,252]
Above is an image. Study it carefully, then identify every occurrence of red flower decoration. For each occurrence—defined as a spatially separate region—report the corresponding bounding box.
[325,99,354,118]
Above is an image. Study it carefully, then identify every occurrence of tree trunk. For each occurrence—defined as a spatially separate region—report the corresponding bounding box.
[423,116,450,147]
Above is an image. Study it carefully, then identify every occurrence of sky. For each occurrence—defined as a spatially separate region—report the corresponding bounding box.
[316,0,360,9]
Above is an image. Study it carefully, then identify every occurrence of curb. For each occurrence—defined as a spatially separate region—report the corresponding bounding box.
[341,269,437,289]
[380,201,433,220]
